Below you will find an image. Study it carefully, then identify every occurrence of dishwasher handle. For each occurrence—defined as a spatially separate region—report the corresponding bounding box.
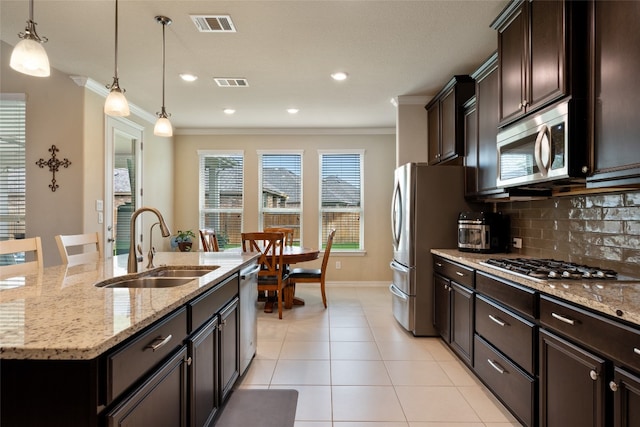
[240,264,261,280]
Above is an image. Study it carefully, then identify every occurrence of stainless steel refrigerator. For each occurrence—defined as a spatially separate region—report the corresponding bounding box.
[390,162,470,336]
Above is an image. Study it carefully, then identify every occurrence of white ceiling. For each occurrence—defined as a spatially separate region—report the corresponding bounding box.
[0,0,507,131]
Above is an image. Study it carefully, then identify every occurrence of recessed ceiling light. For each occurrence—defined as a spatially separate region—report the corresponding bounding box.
[287,108,299,114]
[180,73,198,82]
[331,72,348,81]
[223,108,235,115]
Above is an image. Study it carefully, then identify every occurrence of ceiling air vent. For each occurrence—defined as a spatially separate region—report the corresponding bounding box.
[190,15,236,32]
[214,78,249,87]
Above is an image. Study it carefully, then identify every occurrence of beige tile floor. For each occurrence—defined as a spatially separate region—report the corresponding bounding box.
[238,285,523,427]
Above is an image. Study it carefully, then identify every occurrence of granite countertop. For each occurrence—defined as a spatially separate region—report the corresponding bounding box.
[0,252,259,361]
[432,249,640,327]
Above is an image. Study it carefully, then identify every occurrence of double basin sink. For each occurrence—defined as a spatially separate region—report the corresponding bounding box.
[95,265,220,289]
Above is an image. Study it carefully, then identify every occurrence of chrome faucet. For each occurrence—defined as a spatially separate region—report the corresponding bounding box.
[127,207,171,273]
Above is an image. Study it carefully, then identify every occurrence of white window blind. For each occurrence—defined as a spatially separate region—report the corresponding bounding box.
[259,152,302,245]
[319,151,364,250]
[0,94,26,265]
[198,152,244,249]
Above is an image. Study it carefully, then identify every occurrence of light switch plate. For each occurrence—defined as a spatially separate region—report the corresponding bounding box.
[96,200,104,212]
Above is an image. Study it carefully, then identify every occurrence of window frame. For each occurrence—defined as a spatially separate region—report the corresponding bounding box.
[197,150,244,249]
[257,150,304,244]
[318,149,365,253]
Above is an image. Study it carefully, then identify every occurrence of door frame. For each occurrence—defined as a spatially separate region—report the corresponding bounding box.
[104,116,144,259]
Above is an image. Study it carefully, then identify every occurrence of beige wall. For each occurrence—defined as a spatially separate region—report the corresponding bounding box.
[175,132,395,283]
[1,41,174,266]
[395,96,431,167]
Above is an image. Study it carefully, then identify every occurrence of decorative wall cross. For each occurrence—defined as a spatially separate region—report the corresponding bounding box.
[36,145,72,192]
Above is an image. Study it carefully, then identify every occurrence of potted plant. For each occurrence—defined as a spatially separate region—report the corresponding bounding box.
[171,230,196,252]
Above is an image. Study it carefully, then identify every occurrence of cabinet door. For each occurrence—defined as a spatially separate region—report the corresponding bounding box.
[189,317,219,427]
[539,330,606,427]
[433,274,451,342]
[427,102,441,165]
[590,0,640,185]
[464,100,478,196]
[528,0,565,112]
[450,282,474,366]
[612,366,640,427]
[497,1,527,123]
[440,87,457,162]
[105,347,188,427]
[219,297,240,403]
[476,61,500,194]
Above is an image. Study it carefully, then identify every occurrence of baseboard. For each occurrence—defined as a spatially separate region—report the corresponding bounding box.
[295,281,388,288]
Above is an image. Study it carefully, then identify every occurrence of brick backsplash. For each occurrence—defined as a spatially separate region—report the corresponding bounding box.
[498,190,640,277]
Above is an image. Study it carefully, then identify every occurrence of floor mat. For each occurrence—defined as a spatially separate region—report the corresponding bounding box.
[215,389,298,427]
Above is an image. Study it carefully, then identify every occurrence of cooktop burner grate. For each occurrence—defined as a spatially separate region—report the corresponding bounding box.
[480,258,619,282]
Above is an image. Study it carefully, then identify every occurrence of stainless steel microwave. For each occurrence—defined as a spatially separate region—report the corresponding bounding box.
[496,100,589,188]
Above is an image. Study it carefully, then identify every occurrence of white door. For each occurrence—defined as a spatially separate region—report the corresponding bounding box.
[104,117,143,258]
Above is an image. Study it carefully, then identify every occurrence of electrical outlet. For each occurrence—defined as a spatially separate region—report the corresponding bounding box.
[335,261,341,269]
[512,237,523,249]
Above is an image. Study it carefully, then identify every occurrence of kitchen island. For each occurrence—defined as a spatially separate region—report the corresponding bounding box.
[0,251,260,427]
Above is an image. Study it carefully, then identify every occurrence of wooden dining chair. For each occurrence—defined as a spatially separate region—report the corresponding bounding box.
[199,229,220,252]
[264,227,294,247]
[241,231,288,319]
[0,237,44,277]
[55,232,103,266]
[287,229,336,308]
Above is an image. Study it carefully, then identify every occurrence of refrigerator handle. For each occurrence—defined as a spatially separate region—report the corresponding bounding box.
[390,260,411,273]
[389,284,409,300]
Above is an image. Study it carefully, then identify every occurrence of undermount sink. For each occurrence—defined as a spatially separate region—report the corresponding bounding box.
[142,265,220,278]
[99,277,195,288]
[95,265,220,289]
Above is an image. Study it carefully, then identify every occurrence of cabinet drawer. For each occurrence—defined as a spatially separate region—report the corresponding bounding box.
[476,271,537,318]
[474,335,535,427]
[476,295,536,375]
[189,274,239,333]
[433,256,474,288]
[540,295,640,372]
[106,307,187,404]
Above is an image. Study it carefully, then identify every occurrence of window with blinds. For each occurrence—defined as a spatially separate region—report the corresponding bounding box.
[319,151,364,251]
[258,152,302,245]
[0,94,26,263]
[198,152,244,249]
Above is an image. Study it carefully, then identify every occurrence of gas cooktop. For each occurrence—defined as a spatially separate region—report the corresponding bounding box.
[479,258,627,283]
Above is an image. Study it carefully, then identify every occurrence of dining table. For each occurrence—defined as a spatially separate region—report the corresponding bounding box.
[228,245,320,311]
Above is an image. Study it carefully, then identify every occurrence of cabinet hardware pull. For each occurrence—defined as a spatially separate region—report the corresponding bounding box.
[487,359,505,374]
[610,381,618,392]
[634,348,640,356]
[145,334,172,352]
[455,271,465,277]
[589,370,598,381]
[435,262,442,267]
[488,314,506,327]
[551,312,575,325]
[186,357,192,366]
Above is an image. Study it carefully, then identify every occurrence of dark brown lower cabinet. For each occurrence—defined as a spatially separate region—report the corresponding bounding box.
[450,282,474,365]
[474,335,535,427]
[189,317,219,427]
[434,274,451,342]
[539,329,606,427]
[612,367,640,427]
[105,346,188,427]
[219,297,240,402]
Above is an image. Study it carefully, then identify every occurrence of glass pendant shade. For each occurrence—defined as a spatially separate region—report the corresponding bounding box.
[154,116,173,137]
[104,86,130,116]
[10,26,50,77]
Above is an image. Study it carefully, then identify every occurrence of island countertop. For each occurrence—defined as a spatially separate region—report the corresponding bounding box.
[432,249,640,327]
[0,252,259,360]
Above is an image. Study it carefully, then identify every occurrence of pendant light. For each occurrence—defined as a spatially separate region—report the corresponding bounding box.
[154,16,173,137]
[10,0,50,77]
[104,0,130,116]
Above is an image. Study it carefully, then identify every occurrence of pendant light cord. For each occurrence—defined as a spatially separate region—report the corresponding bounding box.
[114,0,119,80]
[161,19,166,110]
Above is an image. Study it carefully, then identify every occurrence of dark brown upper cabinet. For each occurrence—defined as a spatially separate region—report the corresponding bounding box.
[426,75,475,165]
[492,0,588,127]
[588,0,640,188]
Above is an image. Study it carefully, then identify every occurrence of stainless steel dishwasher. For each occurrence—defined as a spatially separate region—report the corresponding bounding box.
[239,262,260,375]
